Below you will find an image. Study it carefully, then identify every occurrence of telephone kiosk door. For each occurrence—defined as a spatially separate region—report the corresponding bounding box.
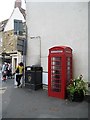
[48,46,72,99]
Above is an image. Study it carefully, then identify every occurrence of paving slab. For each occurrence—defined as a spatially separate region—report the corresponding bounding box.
[2,78,88,118]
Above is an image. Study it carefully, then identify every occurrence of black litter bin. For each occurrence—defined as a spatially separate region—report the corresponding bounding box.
[25,66,43,90]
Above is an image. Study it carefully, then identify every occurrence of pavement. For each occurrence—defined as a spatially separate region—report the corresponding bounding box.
[0,77,89,119]
[0,71,2,120]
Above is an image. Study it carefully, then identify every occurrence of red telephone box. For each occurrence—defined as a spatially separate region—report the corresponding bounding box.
[48,46,73,99]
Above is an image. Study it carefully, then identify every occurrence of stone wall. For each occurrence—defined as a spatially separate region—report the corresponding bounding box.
[2,30,17,53]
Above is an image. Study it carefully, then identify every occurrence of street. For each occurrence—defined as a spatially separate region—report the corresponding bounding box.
[0,73,88,119]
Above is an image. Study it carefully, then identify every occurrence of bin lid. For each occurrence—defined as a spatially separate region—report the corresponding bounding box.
[25,65,43,71]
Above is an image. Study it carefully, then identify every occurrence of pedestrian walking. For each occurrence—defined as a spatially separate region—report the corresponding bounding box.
[7,63,12,79]
[2,62,8,81]
[13,62,24,88]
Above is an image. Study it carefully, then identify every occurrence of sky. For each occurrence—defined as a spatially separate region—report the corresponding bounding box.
[0,0,26,22]
[0,0,89,22]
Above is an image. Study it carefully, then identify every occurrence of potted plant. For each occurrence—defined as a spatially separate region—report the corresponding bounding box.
[67,75,87,102]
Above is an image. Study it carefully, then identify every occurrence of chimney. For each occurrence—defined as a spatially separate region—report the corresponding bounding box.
[14,0,22,8]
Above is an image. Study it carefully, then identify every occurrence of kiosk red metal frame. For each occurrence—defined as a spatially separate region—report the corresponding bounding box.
[48,46,73,99]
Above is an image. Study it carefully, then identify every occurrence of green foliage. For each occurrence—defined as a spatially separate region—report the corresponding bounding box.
[67,75,87,100]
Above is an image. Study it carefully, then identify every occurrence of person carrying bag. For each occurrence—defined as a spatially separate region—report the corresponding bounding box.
[13,62,24,88]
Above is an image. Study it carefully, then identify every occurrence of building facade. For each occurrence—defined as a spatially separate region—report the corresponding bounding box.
[26,2,88,84]
[0,0,26,72]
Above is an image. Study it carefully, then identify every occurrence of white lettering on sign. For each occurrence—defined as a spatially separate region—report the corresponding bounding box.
[51,50,63,53]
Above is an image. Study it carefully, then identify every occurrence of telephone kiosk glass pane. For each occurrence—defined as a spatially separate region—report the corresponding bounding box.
[51,57,62,92]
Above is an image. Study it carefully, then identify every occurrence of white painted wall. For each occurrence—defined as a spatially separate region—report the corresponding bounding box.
[11,52,22,73]
[4,7,25,32]
[26,2,88,84]
[26,37,41,66]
